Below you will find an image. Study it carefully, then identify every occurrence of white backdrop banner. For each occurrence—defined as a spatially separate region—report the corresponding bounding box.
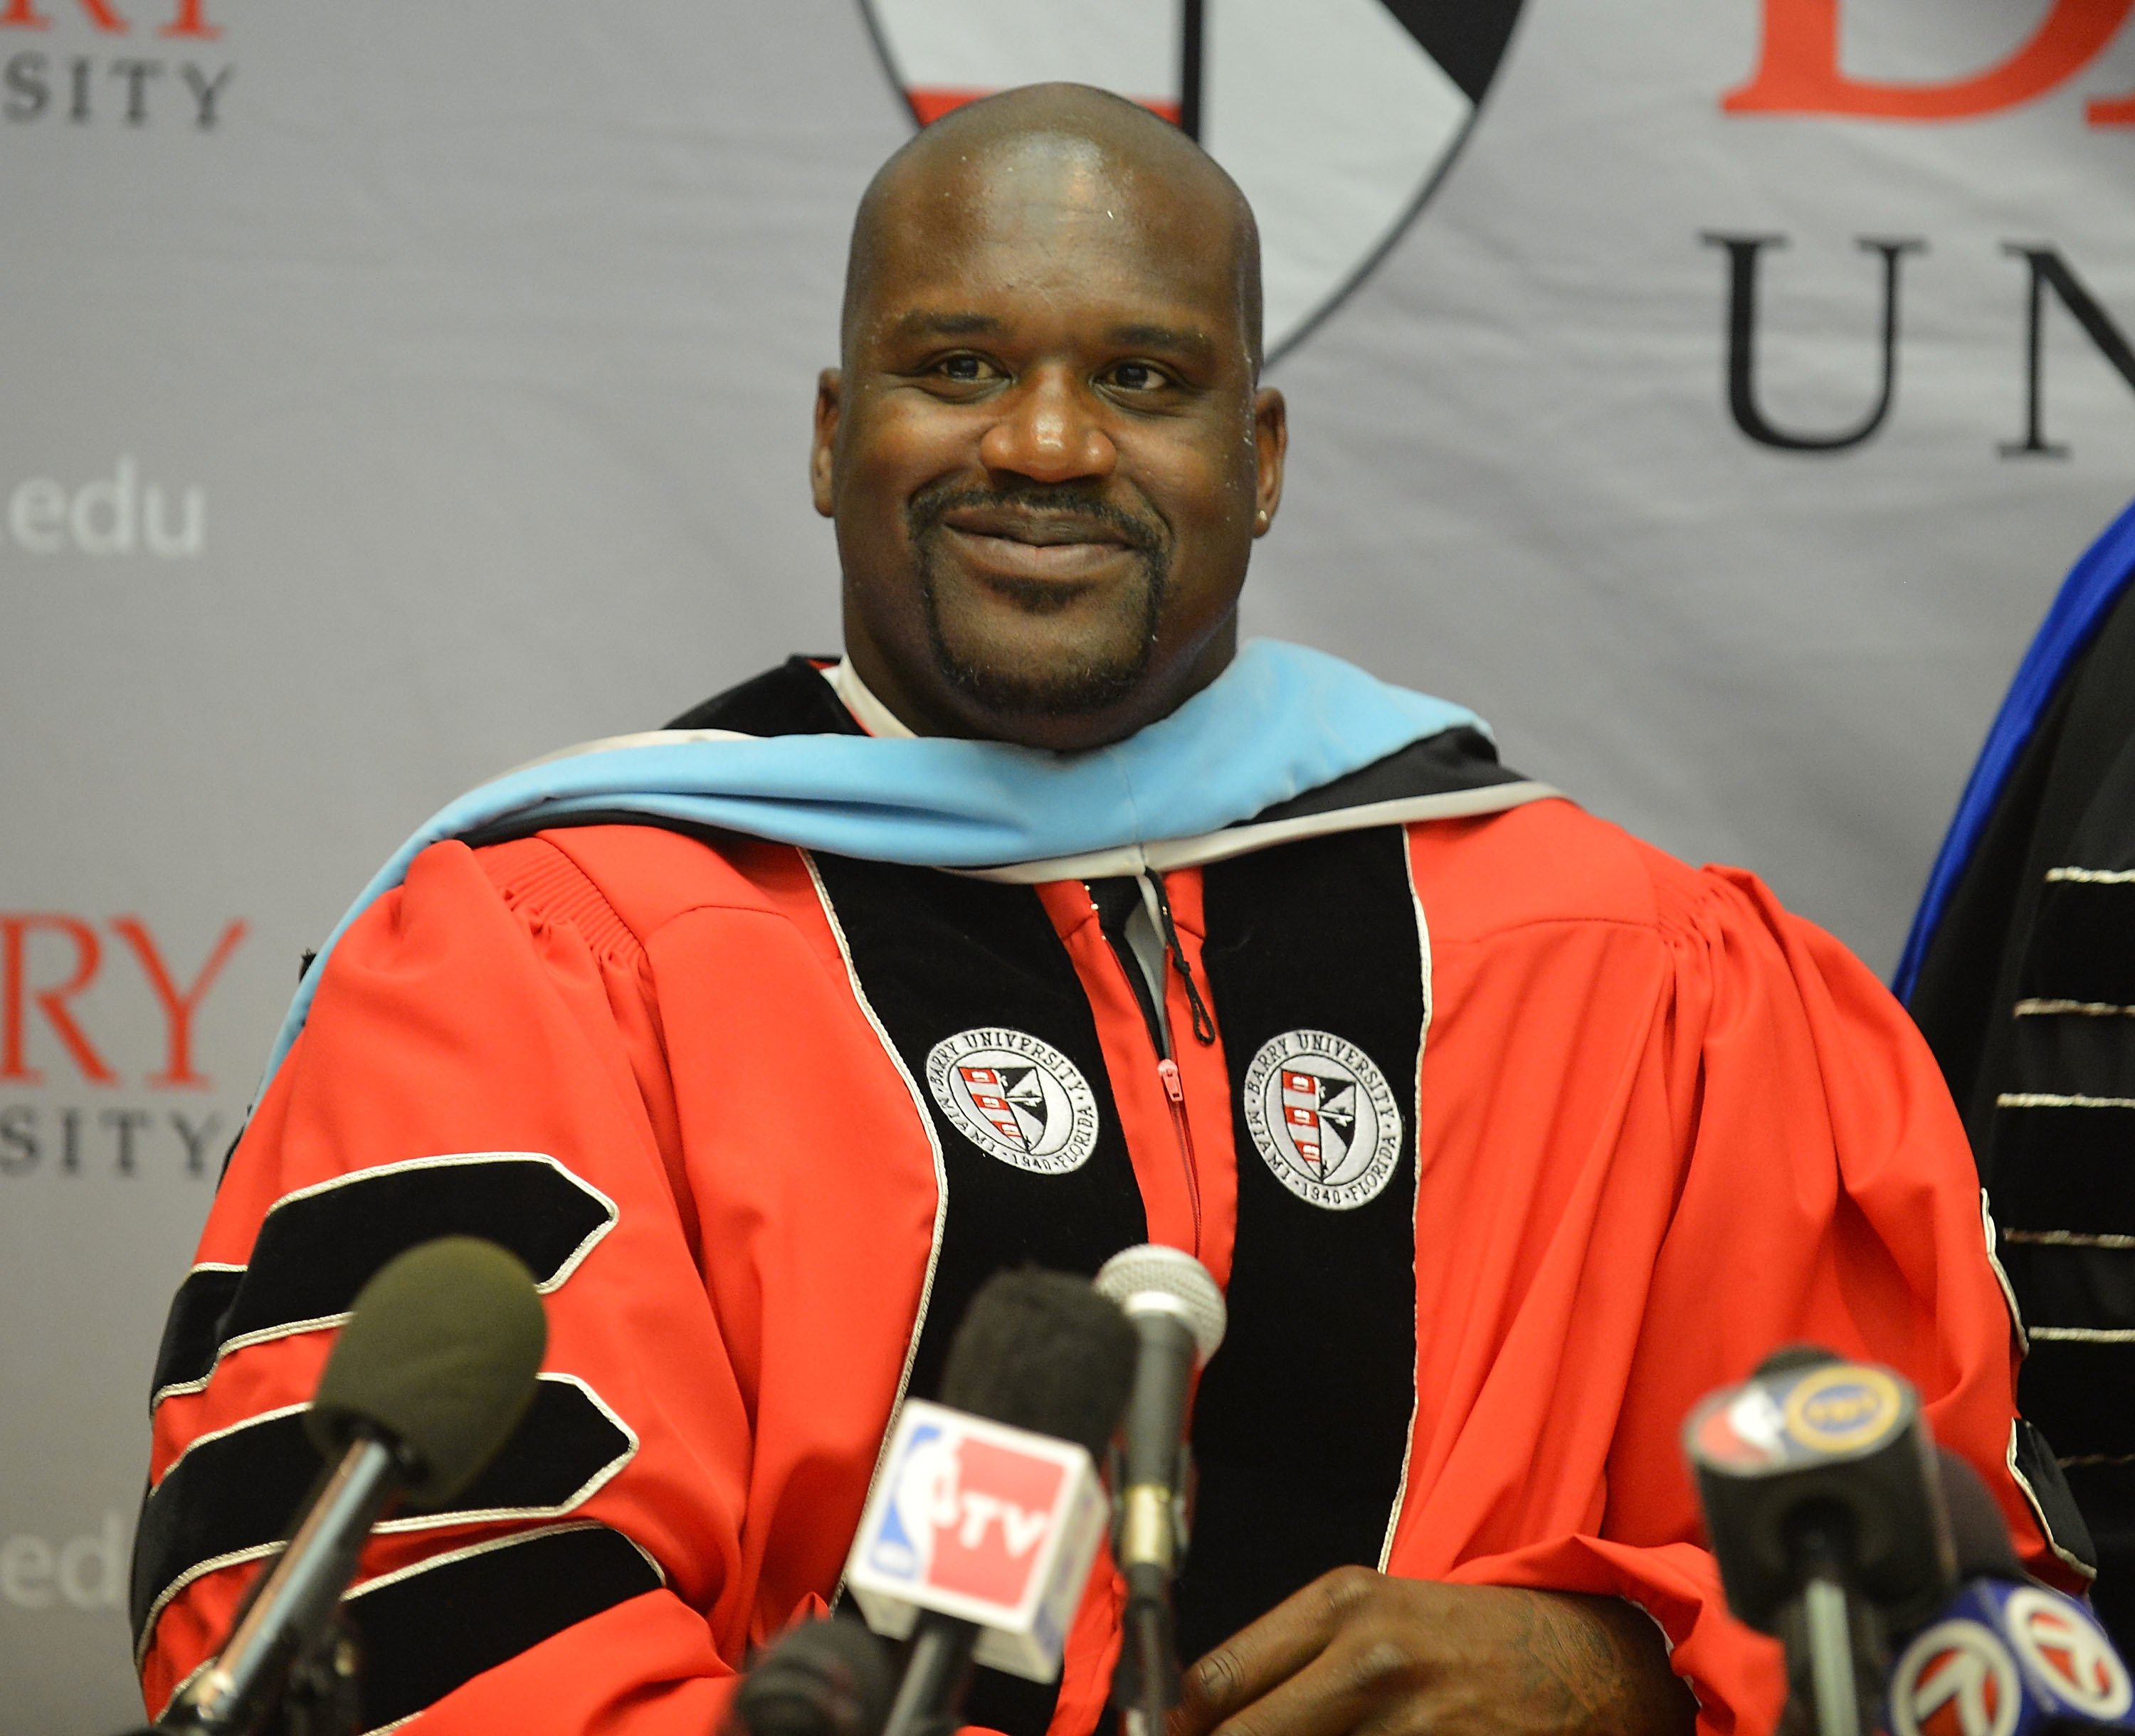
[6,1,2134,1726]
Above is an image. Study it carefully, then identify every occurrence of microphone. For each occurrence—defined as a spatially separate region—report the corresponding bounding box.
[1934,1448,2030,1588]
[1683,1347,1954,1736]
[1091,1244,1227,1736]
[159,1237,547,1734]
[727,1615,895,1736]
[1883,1454,2135,1734]
[843,1269,1137,1736]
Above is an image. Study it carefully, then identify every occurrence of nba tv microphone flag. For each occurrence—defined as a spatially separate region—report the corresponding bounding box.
[257,641,1551,1091]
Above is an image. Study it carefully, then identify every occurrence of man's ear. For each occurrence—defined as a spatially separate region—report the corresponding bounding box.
[1253,386,1287,535]
[811,369,841,518]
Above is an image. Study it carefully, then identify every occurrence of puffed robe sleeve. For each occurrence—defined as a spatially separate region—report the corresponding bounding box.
[1395,822,2083,1736]
[132,835,896,1736]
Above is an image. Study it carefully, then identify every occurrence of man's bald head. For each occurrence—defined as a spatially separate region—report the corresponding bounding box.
[812,80,1287,751]
[841,82,1263,376]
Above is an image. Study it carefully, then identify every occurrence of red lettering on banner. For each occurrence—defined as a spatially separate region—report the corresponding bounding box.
[110,917,246,1089]
[0,0,127,30]
[1,916,115,1085]
[157,0,216,38]
[1726,0,2134,123]
[0,0,220,34]
[2089,88,2135,122]
[906,87,1181,128]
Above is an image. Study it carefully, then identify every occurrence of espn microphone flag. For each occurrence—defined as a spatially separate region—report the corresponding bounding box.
[843,1399,1108,1683]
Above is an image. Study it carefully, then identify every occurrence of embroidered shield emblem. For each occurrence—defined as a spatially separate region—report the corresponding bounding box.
[1241,1028,1403,1209]
[927,1027,1103,1174]
[855,0,1527,359]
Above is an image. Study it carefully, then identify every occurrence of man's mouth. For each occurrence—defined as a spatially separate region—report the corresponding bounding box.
[935,506,1142,582]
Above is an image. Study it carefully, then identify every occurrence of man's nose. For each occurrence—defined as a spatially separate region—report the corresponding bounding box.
[978,369,1117,484]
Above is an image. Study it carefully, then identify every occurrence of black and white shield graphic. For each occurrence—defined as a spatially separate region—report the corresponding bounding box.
[926,1026,1104,1175]
[857,0,1527,359]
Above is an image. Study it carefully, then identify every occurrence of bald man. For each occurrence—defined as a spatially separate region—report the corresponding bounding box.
[135,85,2087,1736]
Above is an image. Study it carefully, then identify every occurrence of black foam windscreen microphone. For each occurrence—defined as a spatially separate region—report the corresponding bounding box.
[727,1615,896,1736]
[162,1237,547,1733]
[1933,1449,2028,1588]
[937,1267,1139,1453]
[1685,1347,1955,1736]
[1091,1245,1227,1736]
[304,1234,548,1508]
[868,1269,1137,1736]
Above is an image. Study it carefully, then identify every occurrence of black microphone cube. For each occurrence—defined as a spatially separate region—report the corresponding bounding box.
[1685,1360,1954,1634]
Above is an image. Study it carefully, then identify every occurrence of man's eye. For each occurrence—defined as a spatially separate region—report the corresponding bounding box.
[1106,362,1171,393]
[935,355,1000,383]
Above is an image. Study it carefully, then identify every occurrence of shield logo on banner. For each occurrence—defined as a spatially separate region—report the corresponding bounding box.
[856,0,1527,360]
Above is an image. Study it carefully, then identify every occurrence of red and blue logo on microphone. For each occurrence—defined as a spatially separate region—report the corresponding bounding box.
[1887,1580,2135,1736]
[867,1417,1066,1604]
[845,1399,1107,1682]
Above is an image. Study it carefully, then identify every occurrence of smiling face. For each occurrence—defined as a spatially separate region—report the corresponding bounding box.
[812,88,1285,750]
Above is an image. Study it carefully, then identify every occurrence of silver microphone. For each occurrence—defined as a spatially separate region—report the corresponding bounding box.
[1093,1244,1227,1736]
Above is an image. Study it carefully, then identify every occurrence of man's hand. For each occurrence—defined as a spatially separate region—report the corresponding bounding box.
[1170,1567,1697,1736]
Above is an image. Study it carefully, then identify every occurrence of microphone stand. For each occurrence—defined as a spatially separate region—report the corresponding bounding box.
[113,1614,362,1736]
[275,1614,363,1736]
[878,1620,977,1736]
[1778,1515,1884,1736]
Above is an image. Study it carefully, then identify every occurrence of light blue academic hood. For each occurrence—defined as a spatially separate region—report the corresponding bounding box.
[261,640,1485,1088]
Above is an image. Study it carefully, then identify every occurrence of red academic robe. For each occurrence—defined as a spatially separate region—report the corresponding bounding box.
[135,796,2079,1736]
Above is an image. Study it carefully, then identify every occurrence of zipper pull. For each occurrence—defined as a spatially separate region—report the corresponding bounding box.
[1157,1057,1186,1103]
[1141,873,1218,1047]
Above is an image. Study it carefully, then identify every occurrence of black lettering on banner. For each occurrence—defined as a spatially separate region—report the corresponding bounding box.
[0,1103,36,1172]
[148,1153,616,1407]
[110,55,157,123]
[4,51,48,120]
[0,52,230,128]
[180,60,228,127]
[131,1375,636,1657]
[1188,828,1424,1663]
[1703,232,1926,453]
[103,1106,152,1175]
[2002,246,2135,459]
[170,1109,223,1176]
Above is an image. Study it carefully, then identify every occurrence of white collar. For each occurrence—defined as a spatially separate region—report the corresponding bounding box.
[823,657,916,739]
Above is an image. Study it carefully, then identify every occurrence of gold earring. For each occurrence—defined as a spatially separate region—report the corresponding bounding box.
[1255,508,1270,531]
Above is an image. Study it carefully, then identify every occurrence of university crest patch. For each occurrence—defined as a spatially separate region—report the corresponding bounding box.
[1241,1027,1403,1210]
[927,1027,1102,1175]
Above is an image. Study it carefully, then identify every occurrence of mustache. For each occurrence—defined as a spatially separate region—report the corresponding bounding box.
[905,482,1168,555]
